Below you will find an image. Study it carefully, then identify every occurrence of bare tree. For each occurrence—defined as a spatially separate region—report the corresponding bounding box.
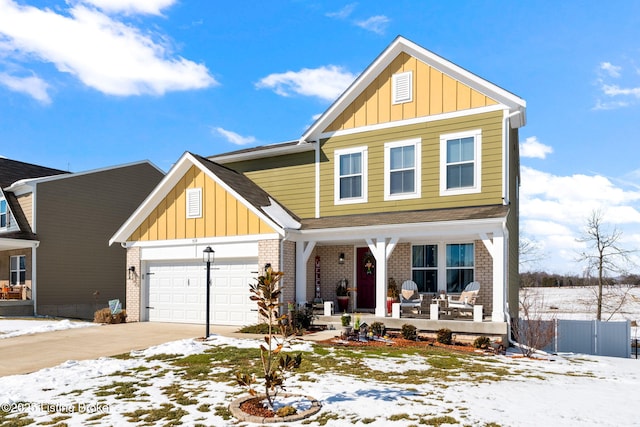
[519,235,546,271]
[513,288,555,357]
[576,209,636,321]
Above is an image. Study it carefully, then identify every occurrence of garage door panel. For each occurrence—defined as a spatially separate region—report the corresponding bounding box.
[148,259,258,325]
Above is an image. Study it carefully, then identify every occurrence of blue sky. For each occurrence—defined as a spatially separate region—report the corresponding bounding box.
[1,0,639,275]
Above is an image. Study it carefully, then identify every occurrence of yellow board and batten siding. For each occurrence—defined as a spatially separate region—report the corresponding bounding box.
[325,52,498,132]
[128,166,274,241]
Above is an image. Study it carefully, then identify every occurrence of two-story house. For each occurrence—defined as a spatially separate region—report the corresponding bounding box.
[110,36,526,337]
[0,158,164,318]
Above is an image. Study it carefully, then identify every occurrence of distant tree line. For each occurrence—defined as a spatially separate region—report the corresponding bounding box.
[520,272,640,288]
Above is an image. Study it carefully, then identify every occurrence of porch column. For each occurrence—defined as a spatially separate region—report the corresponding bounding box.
[367,237,398,318]
[481,232,506,322]
[295,241,315,305]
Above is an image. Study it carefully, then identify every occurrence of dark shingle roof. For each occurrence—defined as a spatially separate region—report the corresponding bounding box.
[0,158,68,188]
[300,205,509,230]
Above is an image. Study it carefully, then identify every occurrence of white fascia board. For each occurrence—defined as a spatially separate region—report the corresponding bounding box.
[288,216,506,243]
[301,36,526,143]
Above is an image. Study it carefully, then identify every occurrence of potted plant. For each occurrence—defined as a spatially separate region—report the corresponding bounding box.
[341,312,352,337]
[336,278,349,312]
[386,277,399,315]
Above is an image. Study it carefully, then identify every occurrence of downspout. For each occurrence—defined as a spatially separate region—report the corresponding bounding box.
[314,141,320,219]
[502,110,521,206]
[31,242,39,316]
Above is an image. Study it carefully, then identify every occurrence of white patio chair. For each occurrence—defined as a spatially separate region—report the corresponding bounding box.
[399,280,422,312]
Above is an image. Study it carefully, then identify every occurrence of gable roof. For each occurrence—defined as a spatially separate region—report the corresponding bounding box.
[301,35,526,143]
[110,152,301,245]
[0,158,68,188]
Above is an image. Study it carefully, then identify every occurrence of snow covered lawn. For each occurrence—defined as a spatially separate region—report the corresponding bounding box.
[0,318,98,339]
[0,327,638,426]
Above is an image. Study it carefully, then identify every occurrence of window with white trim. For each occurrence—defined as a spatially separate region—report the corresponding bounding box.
[440,129,482,196]
[446,243,474,293]
[412,244,438,293]
[186,188,202,218]
[384,139,421,200]
[10,255,25,285]
[411,242,475,294]
[392,71,413,104]
[335,147,367,204]
[0,199,6,228]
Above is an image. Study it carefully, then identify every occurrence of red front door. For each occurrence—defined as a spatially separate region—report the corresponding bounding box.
[356,247,376,309]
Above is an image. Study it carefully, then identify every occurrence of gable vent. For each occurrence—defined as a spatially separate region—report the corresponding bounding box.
[186,188,202,218]
[392,71,413,104]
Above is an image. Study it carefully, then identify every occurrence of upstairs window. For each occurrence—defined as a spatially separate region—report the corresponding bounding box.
[186,188,202,218]
[384,139,421,200]
[10,255,25,285]
[392,71,413,104]
[440,129,482,196]
[335,147,367,204]
[0,199,6,228]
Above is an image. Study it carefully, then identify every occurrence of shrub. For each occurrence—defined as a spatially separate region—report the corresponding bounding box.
[341,313,351,327]
[436,328,452,345]
[290,305,316,333]
[473,336,491,349]
[93,308,127,324]
[370,321,386,337]
[401,323,417,341]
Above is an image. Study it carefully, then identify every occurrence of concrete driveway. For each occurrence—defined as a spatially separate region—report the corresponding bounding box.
[0,322,233,377]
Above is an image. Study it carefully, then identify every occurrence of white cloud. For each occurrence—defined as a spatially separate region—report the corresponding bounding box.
[0,72,51,104]
[256,65,356,101]
[0,0,216,99]
[354,15,390,35]
[79,0,175,16]
[602,84,640,98]
[600,62,622,78]
[520,136,553,159]
[520,166,640,273]
[326,3,357,19]
[213,127,256,146]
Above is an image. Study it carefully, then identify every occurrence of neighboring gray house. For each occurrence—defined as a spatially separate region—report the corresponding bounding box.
[0,158,164,319]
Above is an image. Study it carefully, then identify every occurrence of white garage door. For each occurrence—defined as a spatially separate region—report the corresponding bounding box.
[146,259,259,326]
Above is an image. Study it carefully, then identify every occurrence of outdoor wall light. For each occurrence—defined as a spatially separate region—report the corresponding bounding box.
[339,253,345,264]
[128,266,136,280]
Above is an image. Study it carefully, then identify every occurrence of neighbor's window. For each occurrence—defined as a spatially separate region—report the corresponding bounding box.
[384,139,421,200]
[440,130,481,196]
[0,199,6,228]
[10,255,25,285]
[412,244,438,293]
[335,147,367,204]
[446,243,474,293]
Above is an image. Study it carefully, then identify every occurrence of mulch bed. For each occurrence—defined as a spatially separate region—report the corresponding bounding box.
[316,332,489,353]
[239,397,276,418]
